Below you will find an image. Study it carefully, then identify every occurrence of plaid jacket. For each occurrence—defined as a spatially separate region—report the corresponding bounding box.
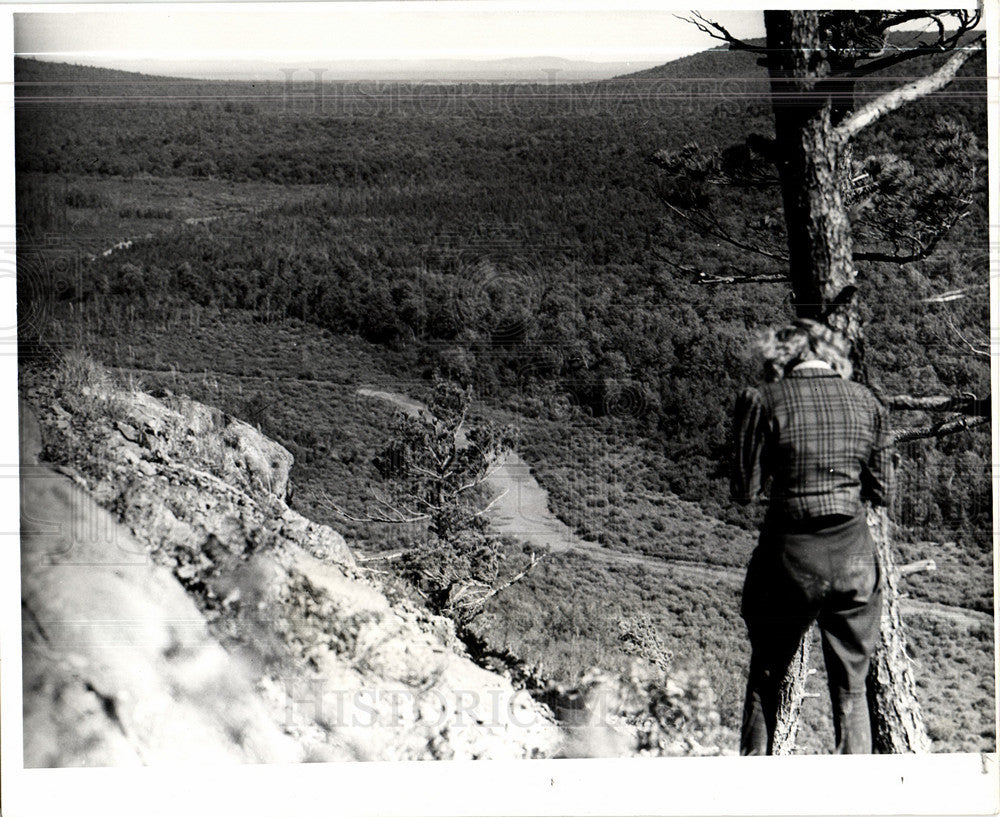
[731,367,893,519]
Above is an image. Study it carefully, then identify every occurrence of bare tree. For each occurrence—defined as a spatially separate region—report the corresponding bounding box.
[656,10,988,752]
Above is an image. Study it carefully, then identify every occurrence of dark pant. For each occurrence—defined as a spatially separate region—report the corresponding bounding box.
[739,513,883,755]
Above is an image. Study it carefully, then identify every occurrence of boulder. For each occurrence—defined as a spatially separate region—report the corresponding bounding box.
[221,417,293,501]
[20,464,307,766]
[280,507,353,565]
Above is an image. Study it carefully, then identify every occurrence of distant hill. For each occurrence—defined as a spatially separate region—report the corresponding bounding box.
[15,56,275,97]
[14,57,191,86]
[16,54,666,85]
[611,29,985,84]
[612,43,763,82]
[17,27,981,102]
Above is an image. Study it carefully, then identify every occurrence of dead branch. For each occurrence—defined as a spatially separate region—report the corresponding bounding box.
[677,12,770,54]
[697,270,790,285]
[897,559,936,578]
[319,488,431,525]
[835,9,982,78]
[356,550,405,563]
[473,487,510,517]
[835,35,986,141]
[940,311,991,359]
[654,248,788,285]
[885,393,989,416]
[653,250,701,278]
[410,463,447,481]
[892,413,989,445]
[919,284,988,304]
[372,490,431,521]
[475,552,545,606]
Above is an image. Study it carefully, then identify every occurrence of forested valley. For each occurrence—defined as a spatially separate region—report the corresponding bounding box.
[15,41,993,751]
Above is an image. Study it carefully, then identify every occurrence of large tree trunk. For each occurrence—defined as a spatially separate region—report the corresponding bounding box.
[763,10,928,753]
[865,507,931,752]
[764,10,856,319]
[771,623,815,755]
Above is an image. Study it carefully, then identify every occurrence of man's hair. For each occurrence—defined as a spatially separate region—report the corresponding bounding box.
[754,318,853,381]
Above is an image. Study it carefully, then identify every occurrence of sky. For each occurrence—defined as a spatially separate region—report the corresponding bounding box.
[13,4,767,73]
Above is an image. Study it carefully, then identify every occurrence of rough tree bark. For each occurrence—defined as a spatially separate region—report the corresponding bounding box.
[770,625,814,755]
[865,506,932,752]
[764,11,857,321]
[763,9,929,753]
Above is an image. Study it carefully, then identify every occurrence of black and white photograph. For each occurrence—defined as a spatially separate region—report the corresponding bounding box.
[1,1,997,815]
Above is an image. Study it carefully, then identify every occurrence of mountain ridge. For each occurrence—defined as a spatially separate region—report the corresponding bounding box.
[15,54,667,84]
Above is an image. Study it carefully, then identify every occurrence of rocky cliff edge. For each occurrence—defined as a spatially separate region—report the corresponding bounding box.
[20,353,561,765]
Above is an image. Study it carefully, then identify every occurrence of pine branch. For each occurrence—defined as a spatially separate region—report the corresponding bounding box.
[835,35,985,140]
[836,37,963,79]
[854,204,972,265]
[834,9,982,79]
[649,141,780,188]
[832,10,982,78]
[656,197,790,264]
[876,10,950,34]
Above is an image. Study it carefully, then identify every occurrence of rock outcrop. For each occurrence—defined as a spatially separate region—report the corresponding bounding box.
[20,362,561,765]
[21,463,304,765]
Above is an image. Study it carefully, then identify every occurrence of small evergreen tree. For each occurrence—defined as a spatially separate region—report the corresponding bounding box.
[334,380,536,627]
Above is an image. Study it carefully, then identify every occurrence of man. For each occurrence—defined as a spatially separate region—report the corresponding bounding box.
[731,318,893,754]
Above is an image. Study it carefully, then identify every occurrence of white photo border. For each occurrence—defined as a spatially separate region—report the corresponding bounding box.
[1,2,997,816]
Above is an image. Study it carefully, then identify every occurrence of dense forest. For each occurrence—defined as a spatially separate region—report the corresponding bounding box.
[16,44,990,555]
